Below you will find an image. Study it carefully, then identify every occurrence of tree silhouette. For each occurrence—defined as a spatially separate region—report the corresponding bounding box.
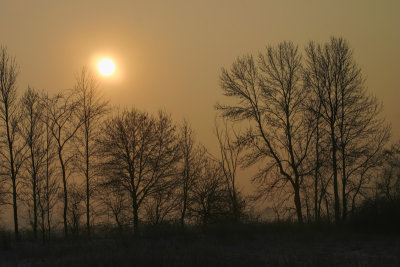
[39,92,59,240]
[217,42,313,223]
[74,67,108,236]
[20,87,46,239]
[97,109,180,234]
[176,119,203,228]
[304,37,390,222]
[190,157,227,225]
[0,46,26,239]
[215,119,244,221]
[44,91,82,237]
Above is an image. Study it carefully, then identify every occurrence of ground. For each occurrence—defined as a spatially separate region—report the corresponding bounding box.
[0,224,399,266]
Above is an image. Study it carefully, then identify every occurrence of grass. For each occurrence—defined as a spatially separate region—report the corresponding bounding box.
[0,222,399,266]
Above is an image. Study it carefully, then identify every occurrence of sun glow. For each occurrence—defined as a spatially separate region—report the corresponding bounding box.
[98,58,116,76]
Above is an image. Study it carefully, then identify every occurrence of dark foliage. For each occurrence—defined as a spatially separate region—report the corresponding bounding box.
[351,197,400,232]
[0,223,399,266]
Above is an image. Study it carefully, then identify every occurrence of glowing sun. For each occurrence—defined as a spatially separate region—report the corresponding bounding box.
[98,58,116,76]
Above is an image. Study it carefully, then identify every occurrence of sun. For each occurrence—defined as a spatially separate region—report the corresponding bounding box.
[98,58,116,76]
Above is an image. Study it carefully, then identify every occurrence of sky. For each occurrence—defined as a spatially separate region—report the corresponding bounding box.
[1,0,399,193]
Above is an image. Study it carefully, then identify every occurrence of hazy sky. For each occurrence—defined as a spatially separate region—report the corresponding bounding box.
[1,0,399,165]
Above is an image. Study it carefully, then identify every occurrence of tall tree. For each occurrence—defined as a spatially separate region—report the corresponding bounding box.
[0,46,26,239]
[144,180,178,225]
[215,119,244,221]
[40,92,58,239]
[20,87,46,239]
[74,67,108,236]
[97,109,180,234]
[44,92,82,237]
[190,157,227,225]
[304,37,390,222]
[377,142,400,201]
[98,179,129,230]
[177,120,203,228]
[217,42,313,223]
[302,85,332,222]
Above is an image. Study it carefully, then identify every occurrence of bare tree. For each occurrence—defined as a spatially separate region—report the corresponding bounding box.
[304,38,346,223]
[44,92,82,237]
[177,120,203,227]
[190,157,227,225]
[338,93,389,220]
[68,183,85,235]
[98,181,129,231]
[144,181,178,225]
[0,46,27,239]
[376,142,400,201]
[74,67,108,236]
[36,163,58,242]
[19,87,46,239]
[215,119,244,221]
[0,173,6,208]
[39,92,59,239]
[301,88,334,222]
[304,37,390,222]
[217,42,313,223]
[97,109,180,234]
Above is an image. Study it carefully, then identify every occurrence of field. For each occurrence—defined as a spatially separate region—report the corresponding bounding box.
[0,223,399,266]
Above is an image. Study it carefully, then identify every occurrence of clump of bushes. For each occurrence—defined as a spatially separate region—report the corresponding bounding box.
[351,197,400,232]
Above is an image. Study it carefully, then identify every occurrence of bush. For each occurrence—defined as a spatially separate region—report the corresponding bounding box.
[351,196,400,232]
[0,230,11,250]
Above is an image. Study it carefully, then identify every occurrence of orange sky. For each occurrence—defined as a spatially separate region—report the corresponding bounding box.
[1,1,399,194]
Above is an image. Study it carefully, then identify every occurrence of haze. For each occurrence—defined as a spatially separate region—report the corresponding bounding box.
[1,0,399,167]
[1,2,400,264]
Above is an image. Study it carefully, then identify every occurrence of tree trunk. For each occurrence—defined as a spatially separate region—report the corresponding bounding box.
[180,186,188,228]
[41,209,45,243]
[180,202,187,228]
[31,144,38,239]
[114,213,122,232]
[325,195,330,221]
[32,172,37,239]
[294,184,303,224]
[5,109,19,239]
[12,175,19,239]
[58,149,68,238]
[314,118,320,222]
[131,192,139,235]
[341,151,348,221]
[232,192,239,222]
[133,203,139,235]
[46,163,51,237]
[85,130,90,236]
[330,125,341,224]
[10,149,18,239]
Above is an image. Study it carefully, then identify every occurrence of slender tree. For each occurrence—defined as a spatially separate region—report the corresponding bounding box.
[44,92,82,237]
[376,142,400,201]
[20,87,46,239]
[145,180,178,225]
[74,67,108,236]
[304,37,390,222]
[0,46,26,239]
[177,120,203,228]
[217,42,313,223]
[302,87,332,222]
[215,119,244,221]
[41,92,58,238]
[98,180,129,230]
[190,157,227,225]
[97,109,180,234]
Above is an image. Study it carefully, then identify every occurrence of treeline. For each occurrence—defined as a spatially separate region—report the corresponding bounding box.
[0,37,399,241]
[217,37,398,225]
[0,46,245,241]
